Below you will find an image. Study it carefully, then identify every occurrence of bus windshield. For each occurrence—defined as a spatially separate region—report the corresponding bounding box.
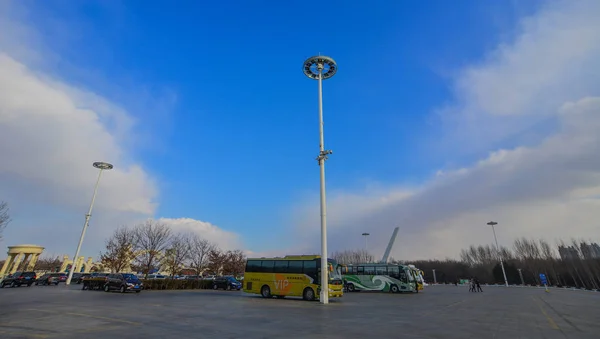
[326,260,344,286]
[329,262,343,281]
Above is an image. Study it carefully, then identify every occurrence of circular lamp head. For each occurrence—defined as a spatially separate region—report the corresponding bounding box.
[303,55,337,80]
[487,221,498,226]
[362,233,370,236]
[93,162,114,170]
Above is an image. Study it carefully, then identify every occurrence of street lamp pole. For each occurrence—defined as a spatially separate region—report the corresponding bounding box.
[303,55,337,304]
[517,268,525,286]
[362,232,370,253]
[432,269,437,284]
[66,162,113,285]
[487,221,508,287]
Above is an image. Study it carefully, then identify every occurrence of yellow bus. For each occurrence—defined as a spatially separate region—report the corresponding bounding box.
[407,264,426,290]
[242,255,344,301]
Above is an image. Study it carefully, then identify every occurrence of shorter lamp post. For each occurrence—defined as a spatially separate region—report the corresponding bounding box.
[517,268,525,286]
[487,221,508,287]
[66,162,113,285]
[362,232,370,252]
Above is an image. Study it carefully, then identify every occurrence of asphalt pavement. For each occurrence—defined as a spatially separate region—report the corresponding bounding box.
[0,283,597,338]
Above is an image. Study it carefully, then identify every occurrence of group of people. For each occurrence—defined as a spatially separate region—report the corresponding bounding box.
[469,277,482,292]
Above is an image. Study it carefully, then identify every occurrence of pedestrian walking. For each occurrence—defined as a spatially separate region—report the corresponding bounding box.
[475,278,483,292]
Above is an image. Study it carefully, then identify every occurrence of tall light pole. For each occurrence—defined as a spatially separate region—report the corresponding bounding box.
[303,55,337,304]
[432,269,437,284]
[487,221,508,287]
[362,232,370,253]
[66,162,113,285]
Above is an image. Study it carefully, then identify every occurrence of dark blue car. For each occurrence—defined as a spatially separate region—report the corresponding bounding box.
[212,276,242,290]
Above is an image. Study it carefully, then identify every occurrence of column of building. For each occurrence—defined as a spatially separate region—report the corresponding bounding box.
[59,255,70,272]
[84,257,93,273]
[9,252,24,273]
[0,254,15,276]
[26,253,40,271]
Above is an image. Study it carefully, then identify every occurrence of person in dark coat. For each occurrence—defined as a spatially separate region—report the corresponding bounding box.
[475,277,483,292]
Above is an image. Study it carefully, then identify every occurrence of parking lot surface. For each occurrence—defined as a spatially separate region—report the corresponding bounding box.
[0,284,598,338]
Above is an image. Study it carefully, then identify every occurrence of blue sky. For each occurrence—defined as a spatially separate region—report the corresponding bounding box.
[4,0,599,260]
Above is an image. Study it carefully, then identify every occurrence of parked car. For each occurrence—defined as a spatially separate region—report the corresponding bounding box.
[212,276,242,291]
[103,273,143,293]
[1,271,37,287]
[35,273,60,286]
[146,274,166,280]
[72,273,91,284]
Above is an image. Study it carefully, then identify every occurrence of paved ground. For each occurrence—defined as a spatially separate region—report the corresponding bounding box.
[0,283,598,338]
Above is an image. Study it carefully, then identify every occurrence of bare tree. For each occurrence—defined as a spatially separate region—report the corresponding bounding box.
[331,249,374,264]
[100,226,136,273]
[162,233,191,277]
[34,256,62,272]
[207,248,226,275]
[132,220,172,278]
[222,250,246,276]
[189,234,215,276]
[0,201,11,241]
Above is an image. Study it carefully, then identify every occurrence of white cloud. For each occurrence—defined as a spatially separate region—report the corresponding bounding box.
[0,54,157,215]
[158,218,244,251]
[290,0,600,261]
[436,0,600,154]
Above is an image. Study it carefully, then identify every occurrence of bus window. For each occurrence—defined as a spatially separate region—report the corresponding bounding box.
[357,266,364,275]
[260,260,274,273]
[274,260,289,273]
[376,266,387,275]
[388,266,399,278]
[303,260,317,280]
[364,266,375,275]
[288,260,303,274]
[245,260,261,272]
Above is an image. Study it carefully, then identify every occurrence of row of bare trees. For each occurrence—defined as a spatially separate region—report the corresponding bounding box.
[403,238,600,289]
[332,237,600,290]
[99,220,246,278]
[331,249,374,264]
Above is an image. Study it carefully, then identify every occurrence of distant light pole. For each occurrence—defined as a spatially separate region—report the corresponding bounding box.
[432,269,437,284]
[66,162,113,285]
[303,55,337,305]
[487,221,508,287]
[517,268,525,286]
[362,233,370,252]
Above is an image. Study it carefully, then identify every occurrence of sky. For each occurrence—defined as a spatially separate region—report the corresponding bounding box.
[1,0,600,262]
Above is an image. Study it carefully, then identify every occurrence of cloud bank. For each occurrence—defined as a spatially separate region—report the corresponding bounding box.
[290,0,600,261]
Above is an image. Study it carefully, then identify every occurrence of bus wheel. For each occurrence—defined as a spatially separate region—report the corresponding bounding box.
[303,287,315,301]
[390,284,399,293]
[347,283,355,292]
[261,285,271,298]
